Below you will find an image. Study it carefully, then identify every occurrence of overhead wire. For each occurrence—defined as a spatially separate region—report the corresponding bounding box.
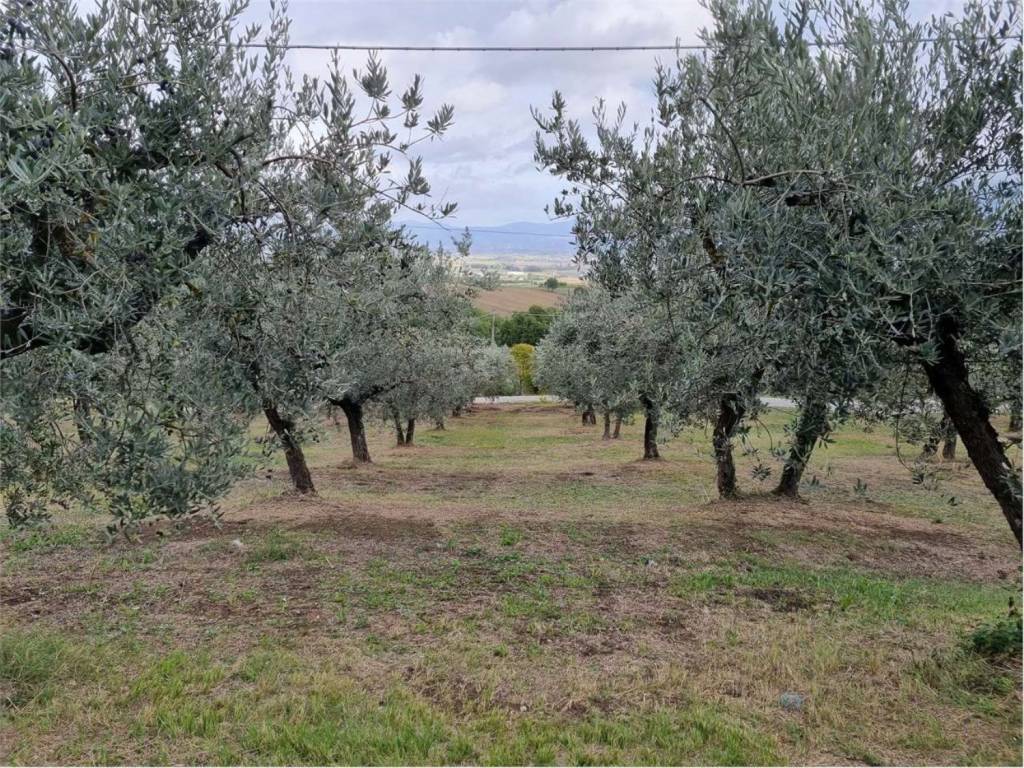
[230,36,1020,52]
[11,33,1021,60]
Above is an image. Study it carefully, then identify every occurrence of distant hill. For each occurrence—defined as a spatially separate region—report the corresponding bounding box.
[396,220,576,257]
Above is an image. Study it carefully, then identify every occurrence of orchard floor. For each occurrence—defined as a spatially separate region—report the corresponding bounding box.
[2,404,1021,765]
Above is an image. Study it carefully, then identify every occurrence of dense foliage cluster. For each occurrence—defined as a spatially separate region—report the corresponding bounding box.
[472,304,560,347]
[534,0,1022,542]
[1,0,1020,550]
[0,0,493,527]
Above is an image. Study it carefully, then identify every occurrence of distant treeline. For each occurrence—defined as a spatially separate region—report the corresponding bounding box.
[472,305,559,346]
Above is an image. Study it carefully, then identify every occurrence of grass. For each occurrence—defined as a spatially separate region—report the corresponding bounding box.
[0,630,781,765]
[668,557,1011,627]
[2,404,1020,765]
[244,529,308,566]
[0,523,92,554]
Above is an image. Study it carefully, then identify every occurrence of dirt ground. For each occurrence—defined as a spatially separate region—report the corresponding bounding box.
[2,404,1021,765]
[471,286,567,316]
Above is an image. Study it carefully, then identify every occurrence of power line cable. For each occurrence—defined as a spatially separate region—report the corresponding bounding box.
[231,35,1020,52]
[14,33,1020,59]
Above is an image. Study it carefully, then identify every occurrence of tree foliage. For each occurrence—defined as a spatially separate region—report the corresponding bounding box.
[509,343,536,394]
[1,0,460,524]
[534,0,1021,540]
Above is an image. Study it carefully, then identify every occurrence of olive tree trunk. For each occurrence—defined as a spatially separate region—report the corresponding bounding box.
[922,321,1021,546]
[73,395,94,446]
[641,397,660,460]
[713,393,745,498]
[613,413,622,439]
[940,415,957,460]
[393,412,406,446]
[334,397,372,463]
[1009,408,1022,432]
[405,418,415,446]
[602,410,611,440]
[773,398,828,498]
[263,403,315,494]
[582,405,596,426]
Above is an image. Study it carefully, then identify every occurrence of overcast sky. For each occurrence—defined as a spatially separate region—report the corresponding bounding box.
[240,0,967,226]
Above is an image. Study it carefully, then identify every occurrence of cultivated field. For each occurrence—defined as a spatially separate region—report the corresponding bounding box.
[2,404,1021,765]
[472,286,567,316]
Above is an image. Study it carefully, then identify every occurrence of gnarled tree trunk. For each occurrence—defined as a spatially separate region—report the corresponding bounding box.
[73,395,94,446]
[602,410,611,440]
[773,398,828,498]
[1009,408,1022,433]
[581,405,596,426]
[405,418,415,446]
[393,412,406,446]
[940,415,957,460]
[334,397,372,463]
[922,320,1021,546]
[263,403,315,494]
[641,397,660,460]
[713,393,745,498]
[613,413,622,439]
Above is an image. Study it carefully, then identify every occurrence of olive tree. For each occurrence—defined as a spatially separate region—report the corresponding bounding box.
[375,336,488,445]
[689,0,1022,541]
[474,343,517,398]
[1,0,457,518]
[533,78,764,482]
[535,287,639,439]
[535,0,1021,544]
[536,285,710,459]
[1,0,284,359]
[182,49,456,491]
[1,0,288,524]
[317,241,469,463]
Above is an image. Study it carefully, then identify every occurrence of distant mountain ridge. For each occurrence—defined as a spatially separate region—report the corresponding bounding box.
[396,219,577,257]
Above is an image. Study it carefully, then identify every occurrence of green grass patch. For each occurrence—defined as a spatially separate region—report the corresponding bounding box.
[499,525,523,547]
[669,557,1012,627]
[4,631,781,765]
[0,630,90,708]
[244,529,308,566]
[1,524,92,553]
[477,705,780,765]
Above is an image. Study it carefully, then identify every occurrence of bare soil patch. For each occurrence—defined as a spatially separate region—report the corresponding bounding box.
[3,405,1020,766]
[471,286,566,316]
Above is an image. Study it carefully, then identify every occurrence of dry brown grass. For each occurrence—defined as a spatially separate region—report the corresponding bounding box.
[2,404,1020,765]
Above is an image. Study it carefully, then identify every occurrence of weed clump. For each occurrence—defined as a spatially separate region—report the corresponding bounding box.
[965,603,1022,659]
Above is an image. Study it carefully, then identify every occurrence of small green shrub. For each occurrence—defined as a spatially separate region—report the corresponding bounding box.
[499,526,522,547]
[966,611,1022,658]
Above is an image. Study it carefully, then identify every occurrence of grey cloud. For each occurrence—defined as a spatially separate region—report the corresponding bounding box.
[242,0,966,224]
